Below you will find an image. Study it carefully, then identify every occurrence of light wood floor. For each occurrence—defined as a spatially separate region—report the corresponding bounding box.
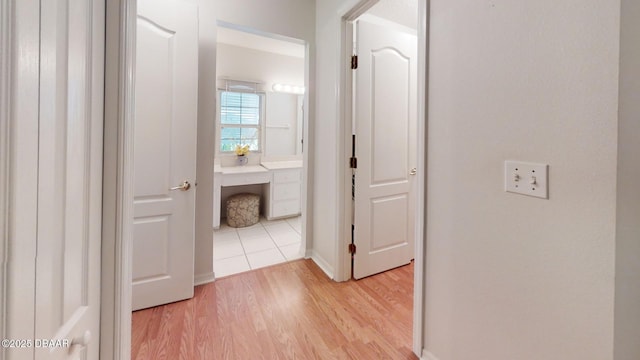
[132,259,417,360]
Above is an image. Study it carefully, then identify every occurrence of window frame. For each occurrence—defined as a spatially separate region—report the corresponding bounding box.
[216,89,266,155]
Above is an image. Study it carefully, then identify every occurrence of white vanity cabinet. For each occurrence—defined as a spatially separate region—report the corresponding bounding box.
[213,162,302,228]
[263,163,302,220]
[213,165,270,229]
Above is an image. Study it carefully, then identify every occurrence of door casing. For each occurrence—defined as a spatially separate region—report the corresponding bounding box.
[0,0,12,349]
[101,0,136,358]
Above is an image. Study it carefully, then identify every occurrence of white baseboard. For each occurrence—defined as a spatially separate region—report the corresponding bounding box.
[309,250,334,279]
[194,271,216,286]
[423,350,440,360]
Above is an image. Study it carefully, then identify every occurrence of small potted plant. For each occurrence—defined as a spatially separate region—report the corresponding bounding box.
[234,144,250,165]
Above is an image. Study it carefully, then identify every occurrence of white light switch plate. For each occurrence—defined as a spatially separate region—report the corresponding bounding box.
[505,161,548,199]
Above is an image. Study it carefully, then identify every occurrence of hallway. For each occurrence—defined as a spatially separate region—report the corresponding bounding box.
[132,259,416,359]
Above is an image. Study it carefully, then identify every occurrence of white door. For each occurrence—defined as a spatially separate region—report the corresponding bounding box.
[132,0,199,310]
[4,0,104,359]
[353,17,418,279]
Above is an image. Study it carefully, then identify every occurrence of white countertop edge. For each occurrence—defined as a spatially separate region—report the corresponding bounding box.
[260,160,303,170]
[216,165,269,174]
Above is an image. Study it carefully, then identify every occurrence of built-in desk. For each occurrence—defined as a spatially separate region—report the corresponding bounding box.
[213,162,302,229]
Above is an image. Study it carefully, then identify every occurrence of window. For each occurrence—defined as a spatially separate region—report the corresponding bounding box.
[219,91,263,152]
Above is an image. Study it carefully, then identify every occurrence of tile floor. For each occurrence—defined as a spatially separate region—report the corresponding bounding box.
[214,216,303,278]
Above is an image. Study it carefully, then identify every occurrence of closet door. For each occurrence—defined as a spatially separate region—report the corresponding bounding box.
[2,0,105,359]
[32,0,105,359]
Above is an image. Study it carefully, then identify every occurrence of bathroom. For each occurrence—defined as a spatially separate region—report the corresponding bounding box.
[212,24,308,277]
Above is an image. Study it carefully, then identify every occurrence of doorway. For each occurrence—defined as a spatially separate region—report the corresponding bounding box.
[337,0,427,355]
[212,23,310,278]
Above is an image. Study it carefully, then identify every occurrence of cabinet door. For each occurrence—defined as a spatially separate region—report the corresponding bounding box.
[273,169,301,183]
[271,200,301,218]
[269,168,302,218]
[273,183,302,201]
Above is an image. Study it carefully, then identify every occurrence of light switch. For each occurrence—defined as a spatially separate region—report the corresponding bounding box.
[505,161,548,199]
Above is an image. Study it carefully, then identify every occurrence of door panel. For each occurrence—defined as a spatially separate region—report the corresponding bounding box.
[133,217,170,280]
[371,48,411,185]
[370,195,409,251]
[33,0,104,359]
[132,0,198,310]
[353,17,417,279]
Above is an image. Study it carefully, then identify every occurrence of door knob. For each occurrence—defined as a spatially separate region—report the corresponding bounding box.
[72,330,91,347]
[410,168,417,175]
[170,180,191,191]
[69,330,91,355]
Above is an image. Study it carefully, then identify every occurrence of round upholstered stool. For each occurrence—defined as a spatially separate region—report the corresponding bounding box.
[226,193,260,228]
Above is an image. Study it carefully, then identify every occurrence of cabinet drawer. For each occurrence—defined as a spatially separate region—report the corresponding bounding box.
[273,183,301,201]
[273,169,300,183]
[271,199,300,218]
[222,171,271,187]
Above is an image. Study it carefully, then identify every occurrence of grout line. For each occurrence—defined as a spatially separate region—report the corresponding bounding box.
[215,217,302,277]
[264,222,289,262]
[236,227,253,270]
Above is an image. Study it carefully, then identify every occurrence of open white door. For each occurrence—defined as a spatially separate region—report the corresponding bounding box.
[3,0,105,358]
[353,17,417,279]
[132,0,199,310]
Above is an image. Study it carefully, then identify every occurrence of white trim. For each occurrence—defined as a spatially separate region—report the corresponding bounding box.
[194,272,216,286]
[337,17,355,283]
[217,20,306,46]
[300,41,312,278]
[0,0,11,346]
[336,0,428,356]
[310,250,335,279]
[413,0,429,355]
[339,0,380,20]
[101,0,136,358]
[335,0,380,284]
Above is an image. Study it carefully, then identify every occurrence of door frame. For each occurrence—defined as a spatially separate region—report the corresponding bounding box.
[101,0,136,358]
[334,0,429,356]
[0,0,12,346]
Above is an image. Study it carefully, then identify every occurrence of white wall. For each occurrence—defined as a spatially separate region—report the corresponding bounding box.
[614,0,640,358]
[214,0,315,42]
[174,0,217,283]
[313,0,353,277]
[216,43,304,92]
[367,0,417,30]
[424,1,620,359]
